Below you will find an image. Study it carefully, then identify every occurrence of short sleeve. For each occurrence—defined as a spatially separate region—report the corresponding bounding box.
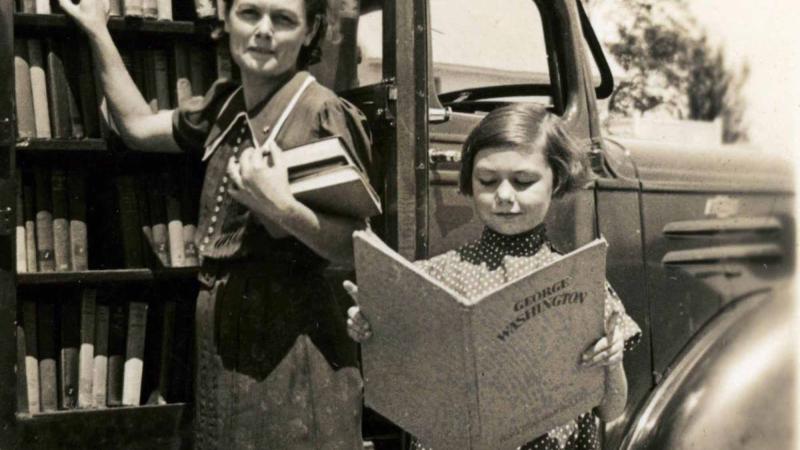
[316,97,375,185]
[172,79,240,158]
[604,282,642,352]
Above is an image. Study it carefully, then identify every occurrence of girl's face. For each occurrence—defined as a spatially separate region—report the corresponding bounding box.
[226,0,318,79]
[471,144,554,235]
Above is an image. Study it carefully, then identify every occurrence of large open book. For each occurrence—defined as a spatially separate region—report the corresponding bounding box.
[281,136,381,219]
[353,231,608,450]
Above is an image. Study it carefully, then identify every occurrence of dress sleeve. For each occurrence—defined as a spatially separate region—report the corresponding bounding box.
[315,97,375,185]
[172,79,240,158]
[604,281,642,352]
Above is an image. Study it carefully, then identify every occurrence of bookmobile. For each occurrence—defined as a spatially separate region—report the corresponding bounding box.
[0,0,793,448]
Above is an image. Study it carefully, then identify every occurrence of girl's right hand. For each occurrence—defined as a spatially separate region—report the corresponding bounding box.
[344,281,372,342]
[57,0,110,35]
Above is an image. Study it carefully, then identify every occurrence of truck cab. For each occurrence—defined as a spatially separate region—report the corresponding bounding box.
[313,0,794,447]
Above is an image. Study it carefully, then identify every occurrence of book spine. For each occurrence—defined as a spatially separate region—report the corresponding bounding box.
[155,301,176,403]
[215,42,233,80]
[92,302,109,408]
[141,50,159,113]
[64,48,85,139]
[193,0,215,18]
[124,0,143,17]
[115,175,145,268]
[77,42,100,138]
[68,171,89,271]
[156,0,172,20]
[22,171,38,273]
[33,166,55,272]
[152,48,171,110]
[147,176,170,267]
[21,300,40,413]
[27,40,51,139]
[59,294,81,409]
[162,174,185,267]
[108,0,122,16]
[21,0,35,13]
[14,39,36,139]
[51,168,71,271]
[122,301,148,406]
[78,288,97,408]
[37,301,57,411]
[16,318,28,413]
[142,0,157,18]
[45,39,72,139]
[171,42,192,107]
[16,173,27,273]
[134,177,155,267]
[106,302,126,407]
[187,45,207,96]
[34,0,51,14]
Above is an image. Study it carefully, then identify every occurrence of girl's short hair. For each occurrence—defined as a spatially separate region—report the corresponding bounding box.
[459,103,590,198]
[220,0,332,69]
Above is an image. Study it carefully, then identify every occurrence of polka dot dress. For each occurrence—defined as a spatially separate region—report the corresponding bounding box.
[410,224,641,450]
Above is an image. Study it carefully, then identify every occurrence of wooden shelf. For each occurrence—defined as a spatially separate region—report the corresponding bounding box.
[17,267,199,285]
[15,138,108,152]
[13,13,214,36]
[16,403,187,449]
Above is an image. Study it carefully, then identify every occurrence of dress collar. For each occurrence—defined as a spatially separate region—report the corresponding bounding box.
[478,223,548,257]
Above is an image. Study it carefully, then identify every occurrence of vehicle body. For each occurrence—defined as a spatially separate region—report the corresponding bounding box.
[0,0,793,448]
[317,0,794,447]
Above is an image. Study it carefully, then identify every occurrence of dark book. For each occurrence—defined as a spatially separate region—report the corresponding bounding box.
[16,173,27,273]
[22,171,38,273]
[122,301,148,406]
[115,175,145,268]
[16,314,28,413]
[161,173,185,267]
[146,175,170,267]
[37,300,58,412]
[19,0,35,13]
[19,299,40,413]
[140,49,159,113]
[134,177,155,267]
[106,301,127,407]
[180,168,200,267]
[281,136,382,218]
[51,168,71,272]
[171,42,193,107]
[146,299,175,405]
[215,42,233,80]
[76,42,100,138]
[78,289,97,408]
[63,49,85,139]
[92,300,110,408]
[152,48,171,110]
[27,40,51,139]
[59,293,81,409]
[14,39,36,140]
[67,171,89,271]
[33,166,55,272]
[188,45,208,96]
[45,39,72,139]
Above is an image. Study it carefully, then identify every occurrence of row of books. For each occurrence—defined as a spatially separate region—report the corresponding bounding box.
[16,288,191,413]
[13,37,231,141]
[16,166,202,272]
[13,0,227,21]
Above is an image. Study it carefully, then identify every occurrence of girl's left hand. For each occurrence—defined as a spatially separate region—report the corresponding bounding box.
[227,142,298,220]
[581,313,624,368]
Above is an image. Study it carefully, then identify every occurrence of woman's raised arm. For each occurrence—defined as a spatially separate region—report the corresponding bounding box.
[58,0,181,153]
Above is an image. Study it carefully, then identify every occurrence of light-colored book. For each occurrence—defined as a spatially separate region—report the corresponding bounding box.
[353,231,608,450]
[122,301,148,406]
[92,303,109,408]
[281,136,381,219]
[78,289,97,408]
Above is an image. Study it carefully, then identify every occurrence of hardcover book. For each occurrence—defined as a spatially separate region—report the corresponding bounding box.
[353,231,608,450]
[280,136,381,219]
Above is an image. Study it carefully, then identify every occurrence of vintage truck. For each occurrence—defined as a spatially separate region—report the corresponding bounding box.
[0,0,793,448]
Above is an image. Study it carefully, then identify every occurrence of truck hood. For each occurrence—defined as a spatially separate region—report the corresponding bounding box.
[618,138,794,193]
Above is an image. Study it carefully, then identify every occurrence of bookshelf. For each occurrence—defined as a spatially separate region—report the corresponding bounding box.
[1,2,221,448]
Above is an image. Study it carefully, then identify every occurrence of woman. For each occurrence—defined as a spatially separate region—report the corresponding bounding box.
[59,0,372,448]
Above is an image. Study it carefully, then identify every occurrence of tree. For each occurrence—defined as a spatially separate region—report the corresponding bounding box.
[600,0,749,143]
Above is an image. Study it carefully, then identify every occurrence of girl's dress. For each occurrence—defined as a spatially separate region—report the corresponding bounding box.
[411,224,641,450]
[172,71,372,450]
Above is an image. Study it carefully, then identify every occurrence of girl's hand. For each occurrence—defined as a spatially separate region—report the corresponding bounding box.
[581,313,624,368]
[344,281,372,342]
[57,0,111,36]
[227,142,298,221]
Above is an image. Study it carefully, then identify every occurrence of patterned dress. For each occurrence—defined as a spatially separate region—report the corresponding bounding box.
[410,224,641,450]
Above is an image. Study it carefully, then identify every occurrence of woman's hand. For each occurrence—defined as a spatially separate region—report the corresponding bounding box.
[581,313,624,368]
[57,0,110,36]
[344,281,372,342]
[227,142,299,222]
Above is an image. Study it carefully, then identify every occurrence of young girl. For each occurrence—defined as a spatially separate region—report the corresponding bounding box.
[60,0,371,448]
[346,103,640,450]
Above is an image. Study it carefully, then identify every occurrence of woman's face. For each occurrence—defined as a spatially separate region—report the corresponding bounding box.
[226,0,317,79]
[471,144,554,235]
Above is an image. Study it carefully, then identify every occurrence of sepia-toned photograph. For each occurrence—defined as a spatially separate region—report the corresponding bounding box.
[0,0,795,448]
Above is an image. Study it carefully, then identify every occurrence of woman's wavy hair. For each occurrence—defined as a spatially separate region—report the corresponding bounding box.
[459,103,591,198]
[218,0,336,69]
